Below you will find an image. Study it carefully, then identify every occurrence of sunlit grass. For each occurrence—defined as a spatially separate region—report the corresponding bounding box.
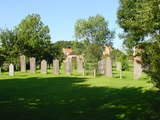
[0,64,159,120]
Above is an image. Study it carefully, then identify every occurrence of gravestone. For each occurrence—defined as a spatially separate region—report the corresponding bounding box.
[105,57,113,78]
[116,62,121,71]
[30,57,36,73]
[20,55,26,72]
[68,58,72,72]
[120,69,122,79]
[64,61,71,75]
[134,64,142,79]
[0,67,1,75]
[53,59,59,74]
[94,69,96,77]
[77,61,83,73]
[41,60,47,74]
[9,64,14,76]
[98,59,106,74]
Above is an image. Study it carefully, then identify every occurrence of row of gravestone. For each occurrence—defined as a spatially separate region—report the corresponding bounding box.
[20,55,84,75]
[1,56,113,77]
[115,62,142,79]
[1,55,141,79]
[21,56,60,74]
[98,58,142,79]
[20,55,113,77]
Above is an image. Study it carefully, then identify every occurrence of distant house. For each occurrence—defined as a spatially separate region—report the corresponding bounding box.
[62,48,79,62]
[103,45,112,55]
[63,46,112,62]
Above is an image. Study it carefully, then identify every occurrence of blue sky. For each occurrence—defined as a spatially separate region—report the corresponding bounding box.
[0,0,124,49]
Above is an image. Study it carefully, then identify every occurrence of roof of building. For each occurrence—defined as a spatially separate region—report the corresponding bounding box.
[63,48,73,54]
[106,46,112,51]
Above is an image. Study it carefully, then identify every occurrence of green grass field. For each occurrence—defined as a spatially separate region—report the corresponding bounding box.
[0,65,160,120]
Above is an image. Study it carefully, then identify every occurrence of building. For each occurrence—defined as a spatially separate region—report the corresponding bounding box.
[103,46,112,55]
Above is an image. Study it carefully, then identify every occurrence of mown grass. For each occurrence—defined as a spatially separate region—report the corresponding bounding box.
[0,65,160,120]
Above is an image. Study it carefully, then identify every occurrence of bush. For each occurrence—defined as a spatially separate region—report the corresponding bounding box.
[119,53,129,71]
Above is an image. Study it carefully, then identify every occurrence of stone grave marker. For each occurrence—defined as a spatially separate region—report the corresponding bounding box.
[20,55,26,72]
[68,58,72,72]
[30,57,36,73]
[98,59,106,74]
[53,59,59,74]
[65,61,71,75]
[116,62,121,71]
[120,69,122,79]
[105,57,113,78]
[41,60,47,74]
[94,69,96,77]
[77,61,83,73]
[0,67,1,75]
[9,64,14,76]
[134,64,142,79]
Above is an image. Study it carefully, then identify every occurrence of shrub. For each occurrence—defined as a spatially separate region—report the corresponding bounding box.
[119,53,129,71]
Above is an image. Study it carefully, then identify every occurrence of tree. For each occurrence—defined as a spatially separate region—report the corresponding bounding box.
[15,13,51,62]
[110,49,123,62]
[74,14,115,62]
[117,0,160,88]
[0,28,19,65]
[118,53,129,71]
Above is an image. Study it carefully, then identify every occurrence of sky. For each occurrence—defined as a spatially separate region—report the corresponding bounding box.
[0,0,124,49]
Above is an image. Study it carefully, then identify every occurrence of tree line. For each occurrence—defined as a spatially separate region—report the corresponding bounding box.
[0,13,117,68]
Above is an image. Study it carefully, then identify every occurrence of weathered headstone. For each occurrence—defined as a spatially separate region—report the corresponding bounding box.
[30,57,36,73]
[94,69,96,77]
[134,64,142,79]
[105,57,113,77]
[53,59,59,74]
[98,59,106,74]
[120,69,122,79]
[20,55,26,72]
[116,62,121,71]
[41,60,47,74]
[68,58,72,72]
[9,64,14,76]
[77,61,83,73]
[64,61,71,75]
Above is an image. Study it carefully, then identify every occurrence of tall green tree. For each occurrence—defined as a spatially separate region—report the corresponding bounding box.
[15,13,51,61]
[74,14,115,62]
[117,0,160,88]
[0,28,19,63]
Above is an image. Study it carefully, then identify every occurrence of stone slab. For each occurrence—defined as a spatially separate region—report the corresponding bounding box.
[105,57,113,78]
[30,57,36,73]
[41,60,47,74]
[116,62,121,71]
[53,60,59,74]
[134,64,142,79]
[65,61,71,75]
[68,58,72,72]
[77,61,83,73]
[94,69,96,77]
[98,59,106,74]
[20,55,26,72]
[9,64,14,76]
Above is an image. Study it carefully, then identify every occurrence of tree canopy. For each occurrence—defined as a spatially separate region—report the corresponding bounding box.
[117,0,160,88]
[14,13,51,60]
[74,14,115,62]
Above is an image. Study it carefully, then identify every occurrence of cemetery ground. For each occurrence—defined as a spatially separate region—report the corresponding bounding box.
[0,64,160,120]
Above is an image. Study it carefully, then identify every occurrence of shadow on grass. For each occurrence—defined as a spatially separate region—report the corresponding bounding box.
[0,77,160,120]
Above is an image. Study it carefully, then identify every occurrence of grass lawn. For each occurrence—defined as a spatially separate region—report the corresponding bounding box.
[0,65,160,120]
